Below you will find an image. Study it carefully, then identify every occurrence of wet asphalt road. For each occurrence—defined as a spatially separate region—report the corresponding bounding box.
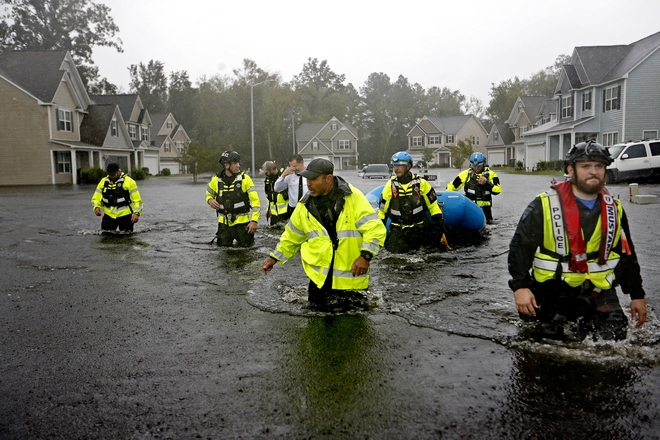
[1,170,659,439]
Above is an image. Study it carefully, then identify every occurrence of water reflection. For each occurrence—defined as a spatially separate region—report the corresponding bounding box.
[283,315,389,435]
[500,350,641,439]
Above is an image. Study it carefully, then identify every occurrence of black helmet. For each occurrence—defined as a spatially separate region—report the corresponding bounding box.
[565,140,613,167]
[219,150,241,165]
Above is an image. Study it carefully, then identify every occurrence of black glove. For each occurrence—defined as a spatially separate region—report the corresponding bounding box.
[431,214,446,233]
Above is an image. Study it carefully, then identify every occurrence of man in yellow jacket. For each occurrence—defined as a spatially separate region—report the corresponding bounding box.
[261,158,387,308]
[206,150,261,247]
[379,151,445,253]
[446,152,501,224]
[91,163,143,233]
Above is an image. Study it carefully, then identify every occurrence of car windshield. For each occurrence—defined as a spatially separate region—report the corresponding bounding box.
[608,144,626,159]
[367,165,389,173]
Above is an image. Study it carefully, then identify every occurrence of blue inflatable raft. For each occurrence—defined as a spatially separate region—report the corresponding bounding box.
[365,185,486,238]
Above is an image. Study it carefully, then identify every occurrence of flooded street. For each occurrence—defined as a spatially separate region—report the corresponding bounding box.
[1,170,659,438]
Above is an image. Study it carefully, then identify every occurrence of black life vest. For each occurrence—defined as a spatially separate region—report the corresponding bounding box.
[265,168,289,202]
[464,170,491,202]
[388,176,426,225]
[216,172,251,215]
[102,174,131,208]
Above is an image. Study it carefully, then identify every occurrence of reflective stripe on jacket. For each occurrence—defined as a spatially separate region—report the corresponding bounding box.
[91,173,143,219]
[378,174,442,227]
[532,191,623,290]
[206,172,261,226]
[446,167,501,207]
[271,180,386,290]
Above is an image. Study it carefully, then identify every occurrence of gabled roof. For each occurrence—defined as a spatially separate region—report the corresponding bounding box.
[296,117,358,142]
[494,123,515,145]
[556,31,660,94]
[80,104,117,146]
[506,96,549,126]
[0,50,85,104]
[90,94,142,122]
[150,113,170,134]
[413,115,474,136]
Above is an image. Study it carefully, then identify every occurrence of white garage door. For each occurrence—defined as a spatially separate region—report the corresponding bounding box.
[526,145,545,170]
[144,155,159,175]
[160,160,180,175]
[488,151,505,167]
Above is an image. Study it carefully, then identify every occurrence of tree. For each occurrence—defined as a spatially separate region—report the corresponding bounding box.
[0,0,122,88]
[424,86,465,117]
[449,138,474,169]
[168,70,198,131]
[128,60,168,114]
[486,78,524,124]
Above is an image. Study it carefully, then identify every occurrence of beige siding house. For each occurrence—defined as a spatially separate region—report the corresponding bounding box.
[0,50,137,185]
[406,115,488,168]
[150,113,191,174]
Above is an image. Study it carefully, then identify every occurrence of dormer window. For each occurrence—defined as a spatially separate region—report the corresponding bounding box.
[111,119,118,136]
[561,96,573,118]
[141,127,149,141]
[167,121,173,129]
[129,125,137,139]
[331,123,337,130]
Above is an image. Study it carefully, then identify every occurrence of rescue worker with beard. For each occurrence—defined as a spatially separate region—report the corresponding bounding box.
[92,162,143,233]
[261,158,387,308]
[260,161,289,226]
[378,151,446,253]
[446,152,501,224]
[508,141,647,341]
[206,151,260,247]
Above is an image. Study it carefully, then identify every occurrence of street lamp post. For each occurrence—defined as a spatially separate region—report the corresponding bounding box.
[250,79,275,177]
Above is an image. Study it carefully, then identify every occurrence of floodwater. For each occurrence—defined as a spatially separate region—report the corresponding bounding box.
[1,170,659,438]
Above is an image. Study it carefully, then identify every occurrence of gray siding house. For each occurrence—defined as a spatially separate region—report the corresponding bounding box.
[296,117,358,170]
[522,31,660,169]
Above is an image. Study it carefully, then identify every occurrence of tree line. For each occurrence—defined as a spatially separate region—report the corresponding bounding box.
[1,0,568,173]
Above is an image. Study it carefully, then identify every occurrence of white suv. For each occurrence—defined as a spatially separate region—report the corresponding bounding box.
[606,139,660,183]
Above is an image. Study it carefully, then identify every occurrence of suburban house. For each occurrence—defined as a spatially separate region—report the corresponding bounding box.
[90,94,155,175]
[486,96,553,167]
[150,113,191,174]
[484,123,515,167]
[521,30,660,168]
[406,115,488,168]
[295,117,358,170]
[0,50,144,185]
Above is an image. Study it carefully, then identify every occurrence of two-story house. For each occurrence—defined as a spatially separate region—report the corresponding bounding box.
[522,30,660,169]
[150,113,191,174]
[0,50,137,185]
[295,117,358,170]
[406,115,488,168]
[90,94,153,174]
[487,96,553,168]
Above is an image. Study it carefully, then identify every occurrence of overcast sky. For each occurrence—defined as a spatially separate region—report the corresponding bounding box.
[94,0,660,106]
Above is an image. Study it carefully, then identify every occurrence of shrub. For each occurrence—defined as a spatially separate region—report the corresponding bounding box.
[141,167,150,176]
[80,167,106,184]
[161,168,171,176]
[132,169,146,180]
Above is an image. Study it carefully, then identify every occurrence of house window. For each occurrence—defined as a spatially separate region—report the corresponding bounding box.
[164,142,171,153]
[493,132,499,141]
[604,86,621,111]
[331,123,337,130]
[111,120,118,136]
[642,130,658,140]
[561,96,573,118]
[338,140,350,150]
[582,91,592,111]
[428,135,440,145]
[141,127,149,141]
[56,151,71,173]
[312,141,319,150]
[57,109,73,132]
[175,141,184,152]
[167,121,173,129]
[602,132,619,146]
[445,135,455,144]
[412,136,423,147]
[520,127,528,137]
[129,125,137,139]
[472,136,480,146]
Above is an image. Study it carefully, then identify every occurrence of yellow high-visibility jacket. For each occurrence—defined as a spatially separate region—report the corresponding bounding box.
[206,172,261,226]
[91,173,143,219]
[446,167,501,207]
[270,178,387,290]
[378,174,442,228]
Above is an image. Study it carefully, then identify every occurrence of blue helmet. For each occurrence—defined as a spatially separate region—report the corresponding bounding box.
[391,151,413,166]
[469,152,485,167]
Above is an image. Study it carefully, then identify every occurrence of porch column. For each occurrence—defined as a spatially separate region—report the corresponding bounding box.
[71,150,78,185]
